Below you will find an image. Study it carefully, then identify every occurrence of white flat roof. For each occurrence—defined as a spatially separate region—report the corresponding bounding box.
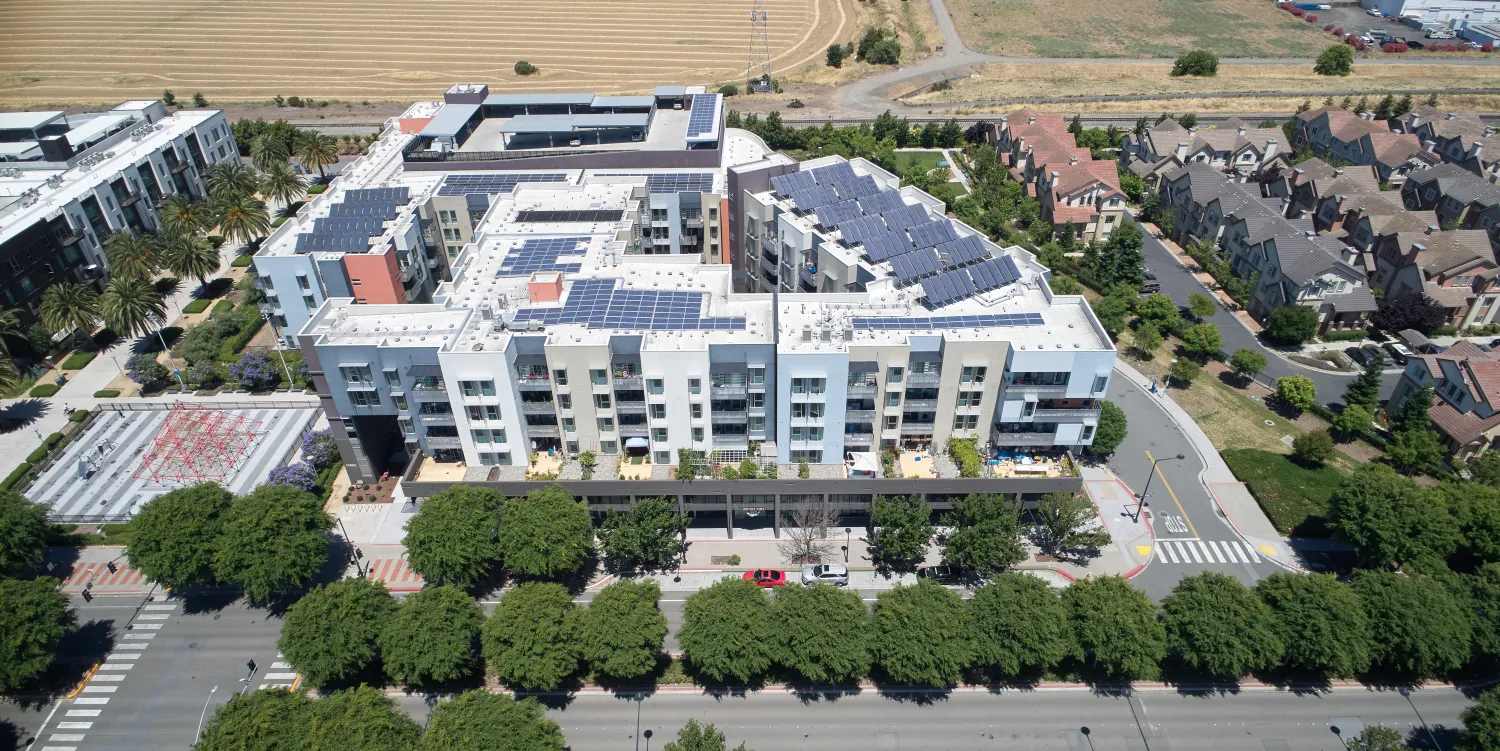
[0,142,41,158]
[0,111,63,131]
[66,114,133,146]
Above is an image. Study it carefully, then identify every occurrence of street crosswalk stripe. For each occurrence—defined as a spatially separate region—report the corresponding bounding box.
[40,745,77,750]
[1208,541,1226,563]
[73,699,109,705]
[264,673,298,680]
[136,614,170,620]
[91,674,126,682]
[123,634,155,640]
[1223,542,1243,563]
[133,623,163,630]
[98,663,133,670]
[65,710,102,717]
[1195,541,1212,562]
[1184,542,1202,563]
[1245,544,1263,563]
[56,723,93,729]
[107,653,141,660]
[50,735,87,742]
[272,662,291,669]
[1156,542,1174,563]
[81,686,117,693]
[116,643,149,649]
[144,604,177,610]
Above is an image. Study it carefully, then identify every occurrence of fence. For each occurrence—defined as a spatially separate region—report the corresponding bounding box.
[96,399,319,413]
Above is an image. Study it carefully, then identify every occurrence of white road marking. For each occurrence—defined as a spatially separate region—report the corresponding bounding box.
[1245,544,1263,563]
[1185,542,1203,563]
[1157,542,1176,563]
[80,686,117,693]
[136,614,170,620]
[40,745,78,750]
[144,603,178,610]
[50,734,87,742]
[115,642,150,649]
[263,673,298,680]
[65,710,102,717]
[132,623,163,630]
[73,699,109,705]
[122,633,155,640]
[107,653,141,660]
[1208,541,1226,563]
[97,663,133,670]
[90,674,126,682]
[56,723,93,730]
[272,662,291,669]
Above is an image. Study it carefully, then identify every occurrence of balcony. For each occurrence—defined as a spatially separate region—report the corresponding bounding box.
[711,410,748,424]
[713,434,750,450]
[615,402,646,415]
[993,432,1058,446]
[904,399,938,411]
[52,228,84,247]
[526,424,561,438]
[118,192,144,208]
[711,382,747,398]
[1035,408,1101,420]
[847,379,878,397]
[618,424,649,437]
[418,413,456,426]
[410,387,451,401]
[170,160,191,174]
[520,401,556,415]
[683,214,703,228]
[399,263,420,282]
[900,425,937,437]
[907,372,941,386]
[846,409,876,422]
[613,374,643,389]
[514,375,552,391]
[1005,382,1068,396]
[424,435,462,449]
[844,432,874,444]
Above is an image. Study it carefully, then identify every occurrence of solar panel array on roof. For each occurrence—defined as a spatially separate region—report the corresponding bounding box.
[879,203,931,232]
[344,187,409,203]
[789,184,840,211]
[839,174,881,199]
[508,278,746,331]
[686,95,719,138]
[863,231,915,262]
[852,313,1045,330]
[514,210,625,223]
[838,215,890,245]
[908,220,958,249]
[312,216,383,235]
[857,190,906,215]
[967,257,1021,293]
[889,247,941,283]
[436,173,569,197]
[328,201,400,220]
[496,237,588,277]
[809,161,857,185]
[595,173,714,194]
[935,235,988,267]
[814,200,862,227]
[921,269,978,307]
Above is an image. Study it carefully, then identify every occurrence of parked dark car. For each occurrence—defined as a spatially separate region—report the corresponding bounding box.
[1346,344,1389,368]
[1140,282,1162,294]
[917,565,962,584]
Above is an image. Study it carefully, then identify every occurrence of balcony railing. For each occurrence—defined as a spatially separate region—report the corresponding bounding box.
[613,374,643,389]
[1034,408,1101,420]
[907,372,941,386]
[520,401,556,415]
[904,399,938,411]
[711,382,747,398]
[846,409,876,422]
[711,410,748,424]
[844,432,874,444]
[418,413,456,425]
[1005,382,1068,395]
[618,424,649,437]
[515,375,552,391]
[118,192,144,208]
[993,432,1058,446]
[899,425,936,436]
[526,424,561,437]
[713,434,750,449]
[410,388,451,401]
[424,435,462,449]
[847,379,878,397]
[615,402,646,415]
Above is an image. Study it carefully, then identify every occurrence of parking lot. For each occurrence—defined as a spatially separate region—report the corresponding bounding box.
[1301,3,1458,44]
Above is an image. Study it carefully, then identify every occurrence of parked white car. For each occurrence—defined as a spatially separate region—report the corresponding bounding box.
[801,564,850,586]
[1367,8,1383,15]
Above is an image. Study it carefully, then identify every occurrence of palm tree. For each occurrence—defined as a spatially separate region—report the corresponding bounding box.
[0,307,20,391]
[160,232,220,287]
[205,160,261,202]
[213,193,271,246]
[105,232,160,282]
[40,283,101,340]
[158,194,213,236]
[259,161,307,212]
[250,133,290,172]
[295,131,339,180]
[100,277,167,338]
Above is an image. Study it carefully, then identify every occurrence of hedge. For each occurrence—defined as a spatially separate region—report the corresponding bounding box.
[60,351,97,370]
[213,299,234,314]
[231,255,255,268]
[26,432,65,464]
[271,216,288,228]
[1321,330,1369,342]
[1433,325,1460,336]
[29,383,59,397]
[307,183,328,195]
[0,463,32,492]
[69,409,90,423]
[93,389,120,398]
[183,299,210,314]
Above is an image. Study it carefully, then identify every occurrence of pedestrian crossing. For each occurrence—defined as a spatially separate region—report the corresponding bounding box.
[258,654,298,691]
[1153,538,1262,565]
[361,557,425,592]
[42,598,177,751]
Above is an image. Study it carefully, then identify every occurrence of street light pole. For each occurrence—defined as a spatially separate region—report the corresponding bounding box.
[335,516,365,577]
[261,312,295,386]
[634,693,646,751]
[1399,687,1445,751]
[843,527,851,563]
[154,321,186,389]
[1133,453,1185,522]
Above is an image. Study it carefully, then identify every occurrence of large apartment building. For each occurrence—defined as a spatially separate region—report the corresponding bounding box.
[0,101,235,325]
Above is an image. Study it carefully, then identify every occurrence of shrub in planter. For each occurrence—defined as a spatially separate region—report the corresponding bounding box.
[93,389,120,398]
[231,255,254,268]
[26,446,49,464]
[307,184,327,195]
[183,299,210,314]
[29,384,59,397]
[126,353,169,386]
[267,461,319,492]
[69,410,90,423]
[212,299,234,314]
[60,351,96,370]
[0,463,32,492]
[229,351,280,391]
[300,429,341,470]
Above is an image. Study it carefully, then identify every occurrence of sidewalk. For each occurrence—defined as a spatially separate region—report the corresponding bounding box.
[1079,466,1154,579]
[45,546,153,595]
[1113,359,1302,571]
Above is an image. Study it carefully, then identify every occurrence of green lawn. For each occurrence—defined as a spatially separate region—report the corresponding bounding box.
[1221,448,1345,537]
[60,351,96,370]
[893,150,946,173]
[927,181,969,205]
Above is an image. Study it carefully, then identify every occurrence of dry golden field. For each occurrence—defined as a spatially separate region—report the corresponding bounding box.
[0,0,858,106]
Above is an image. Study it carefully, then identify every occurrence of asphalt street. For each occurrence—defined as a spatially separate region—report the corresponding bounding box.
[1138,230,1401,403]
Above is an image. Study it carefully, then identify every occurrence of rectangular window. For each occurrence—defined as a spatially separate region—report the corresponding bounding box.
[349,390,381,407]
[468,406,484,421]
[884,415,899,430]
[383,369,401,386]
[691,403,703,419]
[461,381,478,397]
[557,394,572,410]
[887,366,904,384]
[1092,375,1108,393]
[749,392,764,408]
[590,368,607,386]
[1081,425,1096,441]
[473,429,491,444]
[749,367,765,385]
[692,427,704,442]
[689,378,701,395]
[400,418,415,434]
[553,369,568,385]
[486,405,501,420]
[808,403,825,419]
[792,403,807,419]
[808,378,825,394]
[601,440,618,455]
[960,366,987,384]
[652,427,669,443]
[394,395,408,412]
[748,416,765,432]
[650,403,667,419]
[808,427,824,441]
[886,392,902,407]
[647,378,664,395]
[1022,402,1036,418]
[597,417,615,432]
[340,365,373,385]
[479,380,495,396]
[594,393,612,409]
[298,274,311,290]
[562,417,576,433]
[791,426,806,441]
[792,378,806,394]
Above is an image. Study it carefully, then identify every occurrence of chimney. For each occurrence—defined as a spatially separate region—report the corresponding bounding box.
[1028,115,1036,125]
[1413,242,1427,252]
[1360,112,1375,121]
[1447,112,1458,120]
[1069,156,1079,165]
[1266,139,1278,155]
[1175,141,1190,161]
[1237,126,1247,136]
[1293,168,1305,176]
[1424,139,1437,152]
[1334,168,1343,177]
[1305,230,1316,238]
[1427,225,1439,234]
[1050,170,1060,184]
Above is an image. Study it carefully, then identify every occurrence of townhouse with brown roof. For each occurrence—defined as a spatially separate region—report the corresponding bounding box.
[1121,117,1291,191]
[1394,106,1500,181]
[991,108,1127,244]
[1221,211,1377,332]
[1370,228,1500,329]
[1293,107,1437,185]
[1161,162,1282,246]
[1402,164,1500,249]
[1388,339,1500,462]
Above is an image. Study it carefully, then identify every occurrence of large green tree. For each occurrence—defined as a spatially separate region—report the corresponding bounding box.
[0,490,49,576]
[662,719,749,751]
[1063,575,1165,680]
[1229,349,1267,383]
[497,484,593,579]
[104,232,161,282]
[968,573,1074,678]
[126,482,234,590]
[1087,400,1128,456]
[1264,305,1320,344]
[296,131,341,179]
[196,688,312,751]
[482,582,580,691]
[419,691,566,751]
[867,495,933,570]
[871,581,973,687]
[260,160,308,211]
[1460,688,1500,751]
[1180,322,1224,361]
[160,232,220,288]
[214,193,272,246]
[577,579,667,682]
[771,584,871,684]
[1327,465,1459,569]
[939,493,1024,575]
[277,577,396,689]
[1276,375,1317,412]
[596,496,686,571]
[212,484,331,603]
[306,684,422,751]
[1033,492,1110,556]
[1342,356,1384,412]
[100,276,167,338]
[380,584,483,687]
[1467,563,1500,662]
[1314,44,1355,76]
[39,282,101,340]
[0,578,75,692]
[1354,571,1472,679]
[1160,572,1284,679]
[205,160,262,201]
[158,194,214,236]
[1255,572,1370,677]
[678,577,774,683]
[404,485,503,588]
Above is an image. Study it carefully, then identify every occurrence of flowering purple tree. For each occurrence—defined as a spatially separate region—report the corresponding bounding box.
[229,351,279,391]
[300,429,340,470]
[267,461,319,492]
[125,353,169,386]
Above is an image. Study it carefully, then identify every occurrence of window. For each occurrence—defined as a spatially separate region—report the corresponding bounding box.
[960,366,987,384]
[691,403,703,419]
[884,415,899,430]
[439,210,457,223]
[791,426,806,441]
[953,415,979,430]
[886,392,901,407]
[792,403,808,418]
[887,366,905,384]
[807,378,825,394]
[594,393,612,409]
[340,365,374,385]
[460,380,495,397]
[808,427,824,441]
[749,392,764,408]
[652,427,669,443]
[647,378,664,395]
[590,368,607,385]
[1022,402,1036,418]
[468,406,485,421]
[692,427,704,442]
[601,440,618,454]
[956,390,982,408]
[1092,375,1108,393]
[651,403,667,419]
[486,405,500,420]
[394,395,408,412]
[349,390,380,407]
[749,367,765,385]
[792,378,806,394]
[597,417,615,432]
[562,417,576,433]
[557,394,572,410]
[1081,425,1096,441]
[749,416,765,432]
[689,378,701,395]
[298,274,311,290]
[400,418,415,434]
[473,429,491,444]
[553,369,568,385]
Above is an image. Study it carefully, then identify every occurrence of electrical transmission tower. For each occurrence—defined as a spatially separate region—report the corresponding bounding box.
[747,0,772,92]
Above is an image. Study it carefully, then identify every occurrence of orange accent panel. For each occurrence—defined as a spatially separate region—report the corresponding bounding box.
[342,251,403,304]
[398,117,432,135]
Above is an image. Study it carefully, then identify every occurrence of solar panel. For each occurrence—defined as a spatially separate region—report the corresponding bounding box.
[344,187,410,203]
[857,190,906,215]
[935,235,988,267]
[837,174,881,199]
[508,278,746,331]
[809,161,857,186]
[686,94,719,138]
[851,313,1045,330]
[437,173,568,197]
[880,203,931,232]
[496,236,589,277]
[838,215,889,245]
[907,219,958,249]
[791,184,839,211]
[921,269,977,307]
[890,247,941,283]
[864,231,915,262]
[815,200,862,227]
[595,173,714,194]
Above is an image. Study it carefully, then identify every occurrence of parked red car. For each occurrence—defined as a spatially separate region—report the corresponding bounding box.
[742,569,787,587]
